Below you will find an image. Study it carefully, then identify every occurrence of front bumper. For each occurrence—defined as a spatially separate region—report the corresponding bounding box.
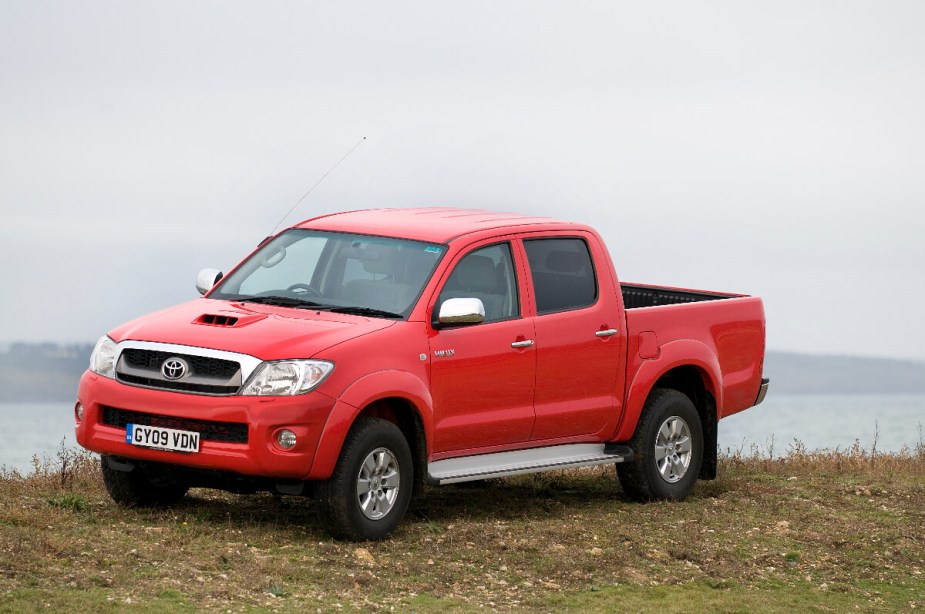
[76,370,336,480]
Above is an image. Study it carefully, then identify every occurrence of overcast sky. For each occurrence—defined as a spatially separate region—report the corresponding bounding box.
[1,1,923,361]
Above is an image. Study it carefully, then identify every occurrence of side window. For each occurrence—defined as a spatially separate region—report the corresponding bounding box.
[438,243,519,323]
[523,238,597,314]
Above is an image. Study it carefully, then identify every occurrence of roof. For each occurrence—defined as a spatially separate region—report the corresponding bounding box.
[294,207,577,244]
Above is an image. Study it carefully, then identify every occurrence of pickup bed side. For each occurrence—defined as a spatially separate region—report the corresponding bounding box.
[619,289,766,429]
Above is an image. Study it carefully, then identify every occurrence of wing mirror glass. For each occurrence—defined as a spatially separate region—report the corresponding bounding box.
[437,297,486,326]
[196,268,224,296]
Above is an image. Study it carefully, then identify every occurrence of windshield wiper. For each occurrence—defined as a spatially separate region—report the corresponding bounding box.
[327,306,404,319]
[233,296,402,318]
[237,296,325,308]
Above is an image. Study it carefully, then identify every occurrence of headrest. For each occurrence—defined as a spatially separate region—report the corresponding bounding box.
[545,250,586,273]
[360,248,399,275]
[454,255,497,290]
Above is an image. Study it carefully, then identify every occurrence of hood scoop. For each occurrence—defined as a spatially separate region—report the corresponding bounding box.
[194,313,267,328]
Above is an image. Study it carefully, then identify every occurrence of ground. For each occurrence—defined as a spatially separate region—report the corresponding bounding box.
[1,441,923,613]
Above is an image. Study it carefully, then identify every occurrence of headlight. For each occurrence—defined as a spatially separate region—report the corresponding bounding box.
[240,360,334,396]
[89,336,118,378]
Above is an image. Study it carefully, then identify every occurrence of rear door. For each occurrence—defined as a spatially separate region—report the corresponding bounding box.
[427,241,537,454]
[522,235,626,440]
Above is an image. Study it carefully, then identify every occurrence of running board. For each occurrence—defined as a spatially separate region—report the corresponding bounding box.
[427,443,633,485]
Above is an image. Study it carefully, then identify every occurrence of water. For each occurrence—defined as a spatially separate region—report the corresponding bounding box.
[0,402,79,473]
[1,395,923,473]
[718,393,925,455]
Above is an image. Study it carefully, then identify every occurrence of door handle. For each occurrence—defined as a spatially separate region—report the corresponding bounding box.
[511,340,535,348]
[595,329,618,338]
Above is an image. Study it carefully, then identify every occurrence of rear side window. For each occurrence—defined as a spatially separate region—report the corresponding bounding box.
[523,238,597,314]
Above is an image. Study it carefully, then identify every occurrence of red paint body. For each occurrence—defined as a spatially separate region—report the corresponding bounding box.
[76,208,766,481]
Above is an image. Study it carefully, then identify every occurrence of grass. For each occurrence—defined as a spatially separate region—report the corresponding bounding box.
[1,440,923,613]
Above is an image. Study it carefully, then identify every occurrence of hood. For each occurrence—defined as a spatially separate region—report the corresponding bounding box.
[108,298,396,361]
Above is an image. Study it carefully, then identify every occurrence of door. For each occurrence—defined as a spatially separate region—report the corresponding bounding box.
[428,242,537,454]
[523,237,625,440]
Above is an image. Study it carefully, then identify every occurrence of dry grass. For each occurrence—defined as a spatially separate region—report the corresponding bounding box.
[1,441,923,612]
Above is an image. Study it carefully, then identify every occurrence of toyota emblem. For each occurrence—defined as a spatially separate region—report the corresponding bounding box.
[161,357,188,380]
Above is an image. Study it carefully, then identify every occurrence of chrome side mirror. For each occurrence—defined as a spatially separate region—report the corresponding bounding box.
[437,297,486,326]
[196,268,224,296]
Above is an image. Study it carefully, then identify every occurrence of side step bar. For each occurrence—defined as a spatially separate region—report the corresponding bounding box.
[427,443,633,485]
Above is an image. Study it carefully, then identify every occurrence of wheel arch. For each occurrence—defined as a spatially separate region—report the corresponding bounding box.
[615,340,722,480]
[650,367,718,480]
[308,370,432,490]
[354,397,428,498]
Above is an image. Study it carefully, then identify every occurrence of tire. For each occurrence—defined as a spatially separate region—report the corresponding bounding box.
[315,417,414,541]
[617,388,703,502]
[100,456,189,507]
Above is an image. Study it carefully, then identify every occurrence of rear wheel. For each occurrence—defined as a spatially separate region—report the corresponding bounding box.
[316,417,413,541]
[617,388,703,501]
[100,456,189,507]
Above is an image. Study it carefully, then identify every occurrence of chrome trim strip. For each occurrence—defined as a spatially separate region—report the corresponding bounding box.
[115,340,264,382]
[428,443,629,484]
[595,328,618,337]
[510,340,535,348]
[754,377,770,406]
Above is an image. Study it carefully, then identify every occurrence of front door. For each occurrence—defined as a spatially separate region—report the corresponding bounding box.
[428,242,536,454]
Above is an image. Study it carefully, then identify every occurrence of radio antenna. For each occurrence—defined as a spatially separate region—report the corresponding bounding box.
[268,136,367,235]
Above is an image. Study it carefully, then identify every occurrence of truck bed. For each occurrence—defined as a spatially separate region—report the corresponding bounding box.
[620,283,765,419]
[621,283,737,309]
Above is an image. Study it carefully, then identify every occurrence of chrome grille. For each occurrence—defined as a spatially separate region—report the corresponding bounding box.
[121,349,239,379]
[115,373,240,395]
[115,347,243,395]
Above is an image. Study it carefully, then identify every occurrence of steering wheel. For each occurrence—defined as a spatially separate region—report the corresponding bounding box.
[286,283,322,297]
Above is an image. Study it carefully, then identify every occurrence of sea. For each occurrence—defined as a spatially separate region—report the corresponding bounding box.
[1,395,923,474]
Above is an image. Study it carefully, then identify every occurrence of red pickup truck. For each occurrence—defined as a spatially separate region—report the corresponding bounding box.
[76,208,768,540]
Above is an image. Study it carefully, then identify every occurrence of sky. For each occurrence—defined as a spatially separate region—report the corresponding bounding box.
[1,1,923,361]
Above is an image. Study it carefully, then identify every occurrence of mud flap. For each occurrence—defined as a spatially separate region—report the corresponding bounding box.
[699,395,718,480]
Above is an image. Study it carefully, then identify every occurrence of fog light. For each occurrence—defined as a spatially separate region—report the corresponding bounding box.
[75,402,84,423]
[277,429,297,450]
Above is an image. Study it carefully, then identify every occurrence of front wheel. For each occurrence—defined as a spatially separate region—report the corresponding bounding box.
[315,417,413,541]
[617,388,703,501]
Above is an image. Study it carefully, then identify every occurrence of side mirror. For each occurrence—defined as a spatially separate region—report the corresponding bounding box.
[196,268,224,296]
[437,297,486,326]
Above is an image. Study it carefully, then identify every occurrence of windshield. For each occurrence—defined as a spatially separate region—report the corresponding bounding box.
[211,230,447,318]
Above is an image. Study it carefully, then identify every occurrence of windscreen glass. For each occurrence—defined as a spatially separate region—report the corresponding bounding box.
[211,230,446,318]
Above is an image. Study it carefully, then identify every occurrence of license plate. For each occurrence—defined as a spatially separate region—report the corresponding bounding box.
[126,423,200,453]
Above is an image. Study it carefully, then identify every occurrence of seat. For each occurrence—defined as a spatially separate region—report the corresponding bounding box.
[342,247,412,313]
[536,249,594,312]
[440,254,506,320]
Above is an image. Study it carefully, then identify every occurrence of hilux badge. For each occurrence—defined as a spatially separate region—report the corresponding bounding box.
[161,357,188,380]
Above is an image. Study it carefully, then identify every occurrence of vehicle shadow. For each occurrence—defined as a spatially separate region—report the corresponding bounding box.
[165,467,728,539]
[167,468,630,535]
